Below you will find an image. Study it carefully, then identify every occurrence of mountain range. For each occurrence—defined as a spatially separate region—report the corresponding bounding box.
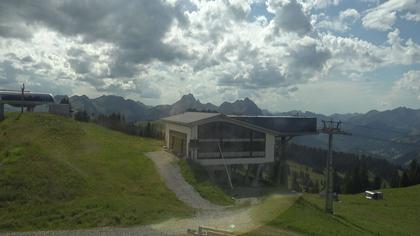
[57,93,420,162]
[64,93,263,122]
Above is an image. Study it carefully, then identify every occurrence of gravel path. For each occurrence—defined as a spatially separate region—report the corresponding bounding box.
[146,151,222,210]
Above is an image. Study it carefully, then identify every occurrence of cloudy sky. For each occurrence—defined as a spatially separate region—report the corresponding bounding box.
[0,0,419,114]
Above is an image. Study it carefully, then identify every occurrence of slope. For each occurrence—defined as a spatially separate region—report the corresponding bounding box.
[0,113,190,232]
[246,185,420,236]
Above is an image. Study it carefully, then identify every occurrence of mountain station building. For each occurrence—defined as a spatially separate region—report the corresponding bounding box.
[161,112,317,167]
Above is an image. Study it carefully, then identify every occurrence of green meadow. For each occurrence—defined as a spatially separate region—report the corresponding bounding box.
[247,184,420,236]
[0,113,191,232]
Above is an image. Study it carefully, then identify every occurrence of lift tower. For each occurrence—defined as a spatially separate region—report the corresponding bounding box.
[320,120,351,214]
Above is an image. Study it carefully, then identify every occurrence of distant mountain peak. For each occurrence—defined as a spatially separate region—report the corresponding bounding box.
[219,97,262,115]
[180,93,196,101]
[169,93,217,115]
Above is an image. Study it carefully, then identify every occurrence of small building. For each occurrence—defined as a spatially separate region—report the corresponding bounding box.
[365,190,383,200]
[0,90,55,120]
[161,112,317,166]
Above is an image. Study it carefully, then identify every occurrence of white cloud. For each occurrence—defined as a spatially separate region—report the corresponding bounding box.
[315,9,359,32]
[300,0,341,10]
[395,70,420,99]
[0,0,419,113]
[267,0,312,35]
[362,0,420,31]
[339,9,360,21]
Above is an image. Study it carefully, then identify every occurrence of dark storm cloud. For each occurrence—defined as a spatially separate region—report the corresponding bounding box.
[271,0,312,35]
[1,0,188,77]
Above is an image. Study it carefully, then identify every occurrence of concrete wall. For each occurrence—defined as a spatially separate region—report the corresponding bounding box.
[165,122,192,159]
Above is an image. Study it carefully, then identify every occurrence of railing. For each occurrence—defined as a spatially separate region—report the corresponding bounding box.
[187,225,234,236]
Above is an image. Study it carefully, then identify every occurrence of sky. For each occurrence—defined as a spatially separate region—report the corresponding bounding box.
[0,0,419,115]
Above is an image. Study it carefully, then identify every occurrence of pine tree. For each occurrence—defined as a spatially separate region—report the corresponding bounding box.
[333,169,341,193]
[360,165,370,191]
[373,175,382,190]
[408,160,420,185]
[146,121,152,137]
[343,171,353,193]
[400,171,410,187]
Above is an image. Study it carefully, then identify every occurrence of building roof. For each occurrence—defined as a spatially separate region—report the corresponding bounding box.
[229,115,317,135]
[0,91,55,106]
[161,112,318,136]
[161,112,221,125]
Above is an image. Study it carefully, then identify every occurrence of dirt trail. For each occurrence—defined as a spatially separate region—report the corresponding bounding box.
[146,151,222,210]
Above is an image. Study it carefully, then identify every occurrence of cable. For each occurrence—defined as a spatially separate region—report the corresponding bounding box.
[343,122,410,135]
[340,132,419,148]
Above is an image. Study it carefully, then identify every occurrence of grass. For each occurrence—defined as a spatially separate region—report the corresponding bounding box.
[287,160,324,186]
[178,159,234,206]
[0,112,191,232]
[247,185,420,236]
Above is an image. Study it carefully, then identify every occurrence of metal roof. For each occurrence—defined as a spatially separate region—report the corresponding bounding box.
[161,112,221,125]
[0,91,55,106]
[161,112,318,136]
[229,115,317,135]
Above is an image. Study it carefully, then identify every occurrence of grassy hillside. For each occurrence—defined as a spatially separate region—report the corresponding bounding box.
[0,113,191,232]
[178,160,234,205]
[246,185,420,236]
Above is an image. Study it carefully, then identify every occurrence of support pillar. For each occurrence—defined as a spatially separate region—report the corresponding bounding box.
[325,133,334,214]
[0,104,4,121]
[278,137,288,185]
[27,106,34,112]
[272,137,289,185]
[243,164,251,185]
[252,164,264,187]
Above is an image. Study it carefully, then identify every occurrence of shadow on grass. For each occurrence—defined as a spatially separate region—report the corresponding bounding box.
[303,198,374,235]
[14,112,22,121]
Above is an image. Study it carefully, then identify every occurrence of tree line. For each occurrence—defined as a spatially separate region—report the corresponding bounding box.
[283,143,404,194]
[399,160,420,187]
[73,110,164,139]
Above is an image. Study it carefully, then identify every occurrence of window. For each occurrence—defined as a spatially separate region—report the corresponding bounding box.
[197,121,266,159]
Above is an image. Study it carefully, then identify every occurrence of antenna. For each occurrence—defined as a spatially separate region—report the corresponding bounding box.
[21,83,25,113]
[320,120,351,214]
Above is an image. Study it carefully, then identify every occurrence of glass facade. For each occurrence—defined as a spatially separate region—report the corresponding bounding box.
[197,121,265,159]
